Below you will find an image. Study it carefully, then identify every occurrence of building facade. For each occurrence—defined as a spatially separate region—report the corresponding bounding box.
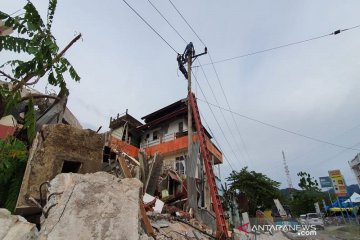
[108,98,223,211]
[349,153,360,188]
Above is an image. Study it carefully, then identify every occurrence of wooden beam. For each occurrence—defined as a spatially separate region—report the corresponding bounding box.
[118,155,132,178]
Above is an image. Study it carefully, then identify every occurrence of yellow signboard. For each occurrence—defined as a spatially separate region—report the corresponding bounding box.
[328,169,347,197]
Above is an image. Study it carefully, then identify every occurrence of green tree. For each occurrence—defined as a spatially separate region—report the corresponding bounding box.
[297,171,320,191]
[0,137,28,212]
[0,0,81,212]
[289,171,325,216]
[227,167,281,216]
[0,0,81,123]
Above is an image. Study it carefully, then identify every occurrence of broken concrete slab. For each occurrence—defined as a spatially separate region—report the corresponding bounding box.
[156,221,210,240]
[0,208,38,240]
[39,172,145,240]
[143,193,164,214]
[156,220,170,228]
[147,211,214,240]
[16,124,104,216]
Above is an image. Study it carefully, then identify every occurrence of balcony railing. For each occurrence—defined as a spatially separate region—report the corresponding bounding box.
[109,131,223,165]
[141,132,223,164]
[140,131,180,148]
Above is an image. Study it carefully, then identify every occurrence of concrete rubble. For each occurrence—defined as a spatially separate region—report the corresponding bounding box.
[5,122,268,239]
[0,208,38,240]
[38,172,146,240]
[147,212,215,240]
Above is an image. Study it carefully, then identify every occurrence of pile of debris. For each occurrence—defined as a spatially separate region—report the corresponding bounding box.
[4,124,218,239]
[107,149,216,239]
[149,213,214,240]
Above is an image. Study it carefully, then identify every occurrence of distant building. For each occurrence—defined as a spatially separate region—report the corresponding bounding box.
[349,153,360,188]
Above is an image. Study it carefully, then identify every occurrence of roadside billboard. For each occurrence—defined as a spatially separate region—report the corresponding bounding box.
[319,176,332,188]
[328,170,348,197]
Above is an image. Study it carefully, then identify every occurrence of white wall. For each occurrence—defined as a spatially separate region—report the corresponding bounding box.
[111,127,124,140]
[349,154,360,187]
[168,118,187,135]
[140,117,187,146]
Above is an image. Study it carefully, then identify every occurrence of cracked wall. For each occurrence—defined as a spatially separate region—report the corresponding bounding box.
[16,124,104,216]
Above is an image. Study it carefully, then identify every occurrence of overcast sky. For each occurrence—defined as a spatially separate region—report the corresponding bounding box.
[2,0,360,189]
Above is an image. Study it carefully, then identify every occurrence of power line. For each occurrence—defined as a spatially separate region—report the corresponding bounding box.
[145,0,241,170]
[168,0,252,167]
[193,72,243,170]
[122,0,178,54]
[167,1,360,162]
[206,53,253,165]
[195,71,232,169]
[288,123,360,163]
[199,110,235,172]
[315,141,360,166]
[170,3,360,156]
[168,0,206,46]
[147,0,187,44]
[9,8,22,16]
[197,98,360,151]
[195,24,360,66]
[197,59,248,166]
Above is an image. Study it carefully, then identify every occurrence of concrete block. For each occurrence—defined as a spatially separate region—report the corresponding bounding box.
[0,208,38,240]
[39,172,143,240]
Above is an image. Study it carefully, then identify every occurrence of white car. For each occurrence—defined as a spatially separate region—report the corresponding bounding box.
[306,213,324,230]
[299,214,307,225]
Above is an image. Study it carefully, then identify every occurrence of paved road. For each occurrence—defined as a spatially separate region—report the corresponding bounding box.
[283,225,360,240]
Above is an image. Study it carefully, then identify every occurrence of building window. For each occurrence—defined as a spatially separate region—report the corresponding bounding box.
[153,131,158,140]
[175,156,185,175]
[178,122,183,133]
[61,161,81,173]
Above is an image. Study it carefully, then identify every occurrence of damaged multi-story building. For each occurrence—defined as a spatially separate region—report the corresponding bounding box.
[11,95,225,233]
[107,98,223,213]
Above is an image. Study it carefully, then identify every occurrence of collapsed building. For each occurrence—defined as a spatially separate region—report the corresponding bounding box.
[107,98,224,213]
[5,96,228,239]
